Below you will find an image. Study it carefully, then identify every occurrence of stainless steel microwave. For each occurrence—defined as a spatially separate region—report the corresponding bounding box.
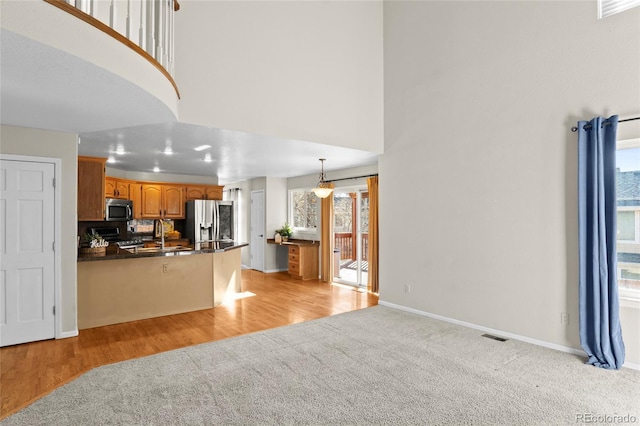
[105,198,133,221]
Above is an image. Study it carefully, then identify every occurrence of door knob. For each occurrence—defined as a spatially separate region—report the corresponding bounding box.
[259,234,263,237]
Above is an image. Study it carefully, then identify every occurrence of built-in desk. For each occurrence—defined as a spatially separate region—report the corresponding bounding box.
[267,239,319,280]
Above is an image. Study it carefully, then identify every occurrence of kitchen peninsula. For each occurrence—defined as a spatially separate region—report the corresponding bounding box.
[77,241,247,329]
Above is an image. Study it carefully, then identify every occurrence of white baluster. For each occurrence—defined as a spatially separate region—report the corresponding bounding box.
[138,0,145,50]
[155,0,164,66]
[125,0,131,39]
[168,0,174,76]
[146,0,155,57]
[161,0,167,68]
[109,0,115,28]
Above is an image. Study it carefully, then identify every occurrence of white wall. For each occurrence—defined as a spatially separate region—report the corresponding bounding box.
[0,125,78,335]
[381,1,640,365]
[288,164,379,191]
[174,0,383,154]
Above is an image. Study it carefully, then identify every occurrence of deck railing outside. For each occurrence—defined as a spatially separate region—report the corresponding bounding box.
[335,232,368,262]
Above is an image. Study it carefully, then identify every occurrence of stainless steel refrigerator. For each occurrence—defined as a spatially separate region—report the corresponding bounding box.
[185,200,234,243]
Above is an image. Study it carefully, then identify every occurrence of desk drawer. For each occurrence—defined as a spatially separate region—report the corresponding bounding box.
[289,253,299,263]
[289,262,300,275]
[289,245,300,255]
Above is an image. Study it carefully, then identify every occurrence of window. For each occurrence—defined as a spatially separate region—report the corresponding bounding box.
[616,139,640,302]
[290,189,318,232]
[617,210,638,242]
[598,0,640,18]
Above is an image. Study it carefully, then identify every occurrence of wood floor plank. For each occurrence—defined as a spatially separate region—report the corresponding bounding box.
[0,270,377,419]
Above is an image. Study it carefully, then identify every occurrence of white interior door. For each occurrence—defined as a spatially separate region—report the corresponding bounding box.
[0,159,55,347]
[250,190,265,271]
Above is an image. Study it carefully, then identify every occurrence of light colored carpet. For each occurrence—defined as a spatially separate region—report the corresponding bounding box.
[3,305,639,425]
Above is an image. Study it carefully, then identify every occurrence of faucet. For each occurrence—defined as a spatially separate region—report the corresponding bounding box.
[159,218,165,250]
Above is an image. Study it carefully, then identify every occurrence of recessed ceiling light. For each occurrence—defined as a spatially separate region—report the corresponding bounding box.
[194,145,211,151]
[107,156,116,164]
[153,166,160,173]
[115,144,125,155]
[164,147,173,155]
[204,153,212,162]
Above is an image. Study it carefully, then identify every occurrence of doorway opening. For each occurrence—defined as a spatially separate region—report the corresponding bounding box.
[332,186,369,288]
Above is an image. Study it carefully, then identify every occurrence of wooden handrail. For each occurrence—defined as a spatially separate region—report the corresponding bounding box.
[43,0,180,99]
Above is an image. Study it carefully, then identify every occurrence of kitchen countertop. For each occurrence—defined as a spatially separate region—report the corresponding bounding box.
[266,238,319,246]
[77,241,248,262]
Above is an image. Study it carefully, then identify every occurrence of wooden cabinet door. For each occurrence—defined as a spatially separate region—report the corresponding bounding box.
[106,177,130,199]
[115,180,129,199]
[163,185,184,218]
[105,177,117,198]
[129,183,142,219]
[140,184,163,218]
[78,156,106,221]
[185,186,206,201]
[205,185,223,200]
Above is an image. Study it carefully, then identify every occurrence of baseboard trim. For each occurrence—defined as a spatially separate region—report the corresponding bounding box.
[57,330,79,339]
[378,301,639,372]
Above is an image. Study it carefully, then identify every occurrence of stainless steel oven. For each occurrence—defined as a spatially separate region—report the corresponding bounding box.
[105,198,133,221]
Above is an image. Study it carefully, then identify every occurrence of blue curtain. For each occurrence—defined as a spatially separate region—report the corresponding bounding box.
[577,115,625,370]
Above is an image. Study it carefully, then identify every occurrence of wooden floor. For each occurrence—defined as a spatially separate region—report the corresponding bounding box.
[0,270,377,419]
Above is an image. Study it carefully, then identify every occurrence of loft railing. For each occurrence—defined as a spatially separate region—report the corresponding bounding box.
[43,0,180,97]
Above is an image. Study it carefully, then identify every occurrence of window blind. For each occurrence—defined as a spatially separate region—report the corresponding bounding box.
[598,0,640,18]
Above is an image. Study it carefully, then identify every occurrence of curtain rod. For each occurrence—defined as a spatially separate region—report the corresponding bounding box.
[571,116,640,132]
[223,187,241,191]
[325,173,378,184]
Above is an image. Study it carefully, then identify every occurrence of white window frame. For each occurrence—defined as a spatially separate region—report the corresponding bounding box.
[617,208,640,244]
[288,188,319,235]
[616,138,640,305]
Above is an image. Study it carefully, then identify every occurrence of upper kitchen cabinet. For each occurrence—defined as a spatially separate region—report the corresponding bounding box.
[129,183,142,219]
[105,177,130,199]
[140,184,185,219]
[205,185,223,201]
[185,185,206,201]
[185,185,223,201]
[163,184,185,218]
[78,156,106,221]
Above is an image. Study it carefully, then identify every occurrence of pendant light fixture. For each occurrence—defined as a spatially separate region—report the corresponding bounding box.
[311,158,334,198]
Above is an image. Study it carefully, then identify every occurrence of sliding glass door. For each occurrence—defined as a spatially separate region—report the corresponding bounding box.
[333,186,369,287]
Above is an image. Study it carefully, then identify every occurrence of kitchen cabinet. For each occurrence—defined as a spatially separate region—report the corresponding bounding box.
[105,177,129,199]
[78,156,106,221]
[185,186,206,201]
[185,185,223,201]
[205,185,223,200]
[288,243,319,280]
[163,184,185,218]
[140,184,185,219]
[129,183,142,219]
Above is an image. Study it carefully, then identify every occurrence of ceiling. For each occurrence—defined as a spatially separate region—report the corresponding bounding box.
[0,29,378,184]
